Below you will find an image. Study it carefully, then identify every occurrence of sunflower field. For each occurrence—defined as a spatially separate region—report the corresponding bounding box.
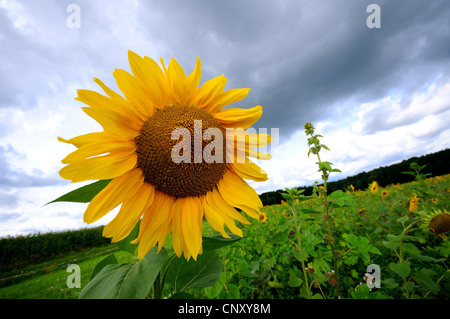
[0,173,448,299]
[190,173,450,299]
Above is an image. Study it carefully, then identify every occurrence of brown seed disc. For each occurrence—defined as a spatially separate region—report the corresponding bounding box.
[429,214,450,234]
[135,105,227,198]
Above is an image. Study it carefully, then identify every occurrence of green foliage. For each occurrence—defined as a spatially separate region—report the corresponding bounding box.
[165,251,222,293]
[0,226,110,272]
[46,179,112,204]
[79,246,167,299]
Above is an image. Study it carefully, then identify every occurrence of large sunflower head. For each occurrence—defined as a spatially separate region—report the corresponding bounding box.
[418,209,450,237]
[58,51,271,260]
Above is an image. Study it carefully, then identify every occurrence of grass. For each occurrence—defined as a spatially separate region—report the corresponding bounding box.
[0,245,136,299]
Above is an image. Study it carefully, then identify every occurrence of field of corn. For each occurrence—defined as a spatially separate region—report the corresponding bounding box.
[0,173,449,299]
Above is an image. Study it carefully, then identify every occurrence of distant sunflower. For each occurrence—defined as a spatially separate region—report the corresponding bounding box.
[259,212,268,223]
[408,194,419,213]
[58,51,271,260]
[381,190,389,197]
[357,208,366,216]
[419,209,450,238]
[369,181,379,194]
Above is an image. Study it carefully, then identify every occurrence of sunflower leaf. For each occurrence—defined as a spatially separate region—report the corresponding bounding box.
[165,250,222,292]
[79,246,167,299]
[46,179,112,205]
[90,253,118,281]
[202,234,242,250]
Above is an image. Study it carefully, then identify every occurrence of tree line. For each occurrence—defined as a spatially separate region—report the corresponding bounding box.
[259,148,450,206]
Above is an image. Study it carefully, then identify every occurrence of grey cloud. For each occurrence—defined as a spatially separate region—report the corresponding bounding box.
[134,0,450,140]
[2,0,449,142]
[0,145,65,188]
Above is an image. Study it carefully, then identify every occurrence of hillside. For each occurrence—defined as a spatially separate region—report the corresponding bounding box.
[259,148,450,206]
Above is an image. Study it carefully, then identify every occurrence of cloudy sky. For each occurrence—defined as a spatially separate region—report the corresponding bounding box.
[1,0,449,237]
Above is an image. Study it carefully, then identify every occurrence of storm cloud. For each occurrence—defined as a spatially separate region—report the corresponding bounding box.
[0,0,449,236]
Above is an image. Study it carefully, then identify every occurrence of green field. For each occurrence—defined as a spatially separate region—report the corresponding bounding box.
[1,174,449,299]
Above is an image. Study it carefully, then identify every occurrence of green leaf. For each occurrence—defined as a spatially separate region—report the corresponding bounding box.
[402,243,421,257]
[202,234,242,251]
[382,278,399,289]
[328,190,357,207]
[413,269,439,294]
[288,270,303,288]
[79,247,167,299]
[169,292,195,299]
[46,179,112,205]
[166,250,222,293]
[204,272,226,298]
[382,240,399,250]
[271,231,288,244]
[397,216,409,224]
[222,284,240,299]
[293,250,309,263]
[90,253,118,281]
[114,220,140,255]
[389,262,410,280]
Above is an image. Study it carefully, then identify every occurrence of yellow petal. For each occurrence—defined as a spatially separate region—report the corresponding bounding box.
[211,188,251,225]
[61,133,135,164]
[113,68,155,118]
[81,107,141,139]
[192,74,227,109]
[227,130,272,148]
[76,89,143,127]
[166,57,188,105]
[203,192,230,238]
[128,51,169,108]
[229,160,268,182]
[217,170,262,220]
[103,182,155,242]
[57,132,106,148]
[215,105,262,129]
[171,199,184,258]
[134,192,173,251]
[205,189,243,238]
[186,56,201,105]
[180,197,202,260]
[208,88,250,114]
[83,169,144,224]
[59,150,137,183]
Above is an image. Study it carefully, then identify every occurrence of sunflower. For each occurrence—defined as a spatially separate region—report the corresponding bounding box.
[369,181,379,194]
[259,212,268,223]
[381,190,389,197]
[58,51,271,260]
[408,194,419,213]
[419,209,450,238]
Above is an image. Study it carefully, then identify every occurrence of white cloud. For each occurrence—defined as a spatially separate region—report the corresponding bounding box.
[252,78,450,194]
